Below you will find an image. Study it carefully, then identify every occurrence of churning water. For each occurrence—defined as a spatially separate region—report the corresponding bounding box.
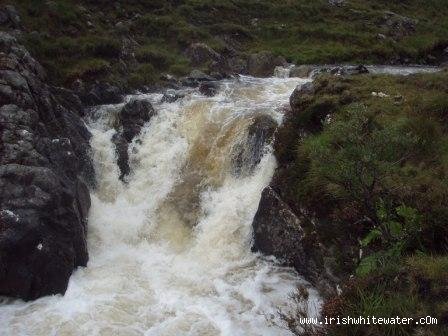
[0,75,321,335]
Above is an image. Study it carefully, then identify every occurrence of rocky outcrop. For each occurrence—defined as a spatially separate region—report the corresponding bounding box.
[251,81,342,297]
[185,42,249,78]
[112,99,155,180]
[314,64,369,77]
[186,43,221,67]
[0,5,21,29]
[247,51,287,77]
[209,45,248,77]
[199,81,219,97]
[289,82,315,113]
[184,44,289,79]
[51,86,85,117]
[380,11,417,40]
[290,65,314,78]
[0,32,93,300]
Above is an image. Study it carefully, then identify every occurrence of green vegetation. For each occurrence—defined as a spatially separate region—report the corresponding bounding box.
[8,0,448,88]
[276,70,448,335]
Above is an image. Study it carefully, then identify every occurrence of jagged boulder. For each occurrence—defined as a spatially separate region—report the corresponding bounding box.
[118,99,155,142]
[0,32,93,300]
[252,187,337,296]
[247,51,287,77]
[113,99,156,179]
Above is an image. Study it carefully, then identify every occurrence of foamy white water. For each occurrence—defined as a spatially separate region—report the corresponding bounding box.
[0,75,321,335]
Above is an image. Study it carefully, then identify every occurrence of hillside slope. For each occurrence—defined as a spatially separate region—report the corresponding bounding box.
[2,0,448,90]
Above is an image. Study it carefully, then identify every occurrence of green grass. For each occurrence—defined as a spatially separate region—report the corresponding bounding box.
[275,70,448,335]
[327,254,448,335]
[8,0,448,88]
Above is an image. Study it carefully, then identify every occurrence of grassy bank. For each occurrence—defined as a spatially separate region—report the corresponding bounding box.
[275,70,448,335]
[7,0,448,88]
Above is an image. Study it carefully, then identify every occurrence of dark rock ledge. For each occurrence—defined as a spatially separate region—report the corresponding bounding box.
[0,32,93,300]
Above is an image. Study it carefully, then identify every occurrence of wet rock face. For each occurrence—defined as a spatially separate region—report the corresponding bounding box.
[118,99,155,142]
[113,99,156,180]
[0,32,93,300]
[232,115,277,176]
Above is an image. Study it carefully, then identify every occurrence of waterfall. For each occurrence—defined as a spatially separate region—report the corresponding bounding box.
[0,76,321,335]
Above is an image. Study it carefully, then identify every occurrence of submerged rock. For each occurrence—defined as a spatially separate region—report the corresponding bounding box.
[0,32,93,300]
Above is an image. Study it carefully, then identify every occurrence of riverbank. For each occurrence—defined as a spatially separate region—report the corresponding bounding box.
[253,68,448,335]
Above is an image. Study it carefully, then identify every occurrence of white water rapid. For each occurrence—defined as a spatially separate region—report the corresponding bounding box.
[1,75,322,335]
